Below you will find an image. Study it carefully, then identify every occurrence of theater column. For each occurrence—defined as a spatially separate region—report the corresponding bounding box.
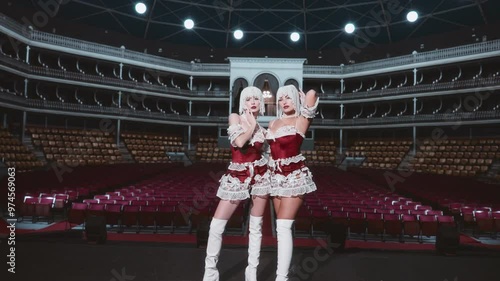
[413,97,417,154]
[26,45,30,65]
[339,104,344,154]
[116,120,121,146]
[188,100,192,150]
[21,111,26,142]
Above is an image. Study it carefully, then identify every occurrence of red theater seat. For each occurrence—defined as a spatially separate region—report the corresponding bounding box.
[330,211,348,226]
[384,214,402,240]
[365,213,384,240]
[402,215,420,239]
[104,204,122,227]
[419,215,438,240]
[122,205,140,231]
[86,203,105,218]
[156,205,175,232]
[348,212,365,236]
[139,205,157,232]
[67,202,87,228]
[474,211,494,235]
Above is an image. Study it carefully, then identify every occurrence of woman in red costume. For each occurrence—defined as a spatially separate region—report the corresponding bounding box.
[266,85,318,281]
[203,86,271,281]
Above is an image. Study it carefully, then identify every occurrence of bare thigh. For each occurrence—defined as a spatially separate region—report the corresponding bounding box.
[213,199,242,220]
[275,197,304,220]
[250,195,269,217]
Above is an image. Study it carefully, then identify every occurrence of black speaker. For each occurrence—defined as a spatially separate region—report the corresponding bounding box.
[436,225,459,255]
[85,216,107,244]
[326,222,347,251]
[196,216,210,248]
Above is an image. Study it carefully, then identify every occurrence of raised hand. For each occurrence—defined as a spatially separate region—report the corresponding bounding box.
[299,89,306,105]
[245,107,257,128]
[241,108,256,131]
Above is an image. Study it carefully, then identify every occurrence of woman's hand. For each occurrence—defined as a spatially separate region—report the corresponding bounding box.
[299,89,306,105]
[241,108,256,131]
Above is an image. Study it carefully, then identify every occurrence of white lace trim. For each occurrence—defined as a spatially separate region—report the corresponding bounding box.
[227,124,244,147]
[270,167,317,197]
[300,98,319,119]
[250,170,272,196]
[268,154,306,171]
[216,188,250,201]
[217,169,271,200]
[227,124,266,147]
[266,125,305,140]
[250,125,266,145]
[228,156,267,171]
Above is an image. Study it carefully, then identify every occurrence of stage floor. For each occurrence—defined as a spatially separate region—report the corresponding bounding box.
[2,231,500,281]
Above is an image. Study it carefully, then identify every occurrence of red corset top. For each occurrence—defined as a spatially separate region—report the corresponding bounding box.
[268,134,304,160]
[231,141,264,163]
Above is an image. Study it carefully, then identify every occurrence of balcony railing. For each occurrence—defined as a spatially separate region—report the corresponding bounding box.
[4,54,498,103]
[2,13,499,77]
[0,92,227,123]
[0,54,230,99]
[317,111,500,126]
[322,76,500,100]
[2,91,498,127]
[304,40,500,75]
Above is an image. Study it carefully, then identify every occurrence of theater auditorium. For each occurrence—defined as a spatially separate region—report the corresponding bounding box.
[1,1,500,280]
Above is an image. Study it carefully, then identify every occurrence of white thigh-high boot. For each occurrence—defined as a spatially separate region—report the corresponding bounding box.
[245,215,263,281]
[203,218,228,281]
[275,219,294,281]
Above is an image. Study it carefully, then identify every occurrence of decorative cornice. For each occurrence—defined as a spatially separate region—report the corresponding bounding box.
[228,57,307,65]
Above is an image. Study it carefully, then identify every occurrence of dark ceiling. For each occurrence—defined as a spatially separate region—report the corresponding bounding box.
[4,0,500,63]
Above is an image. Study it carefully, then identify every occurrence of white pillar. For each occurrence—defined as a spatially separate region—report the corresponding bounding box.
[116,120,121,146]
[24,79,28,98]
[25,45,30,64]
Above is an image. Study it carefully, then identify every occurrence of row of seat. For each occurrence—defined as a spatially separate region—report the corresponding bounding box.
[122,133,182,141]
[0,128,44,172]
[418,145,499,152]
[32,134,111,142]
[30,127,124,166]
[28,127,111,137]
[68,202,206,233]
[420,139,500,145]
[324,212,457,242]
[356,140,412,146]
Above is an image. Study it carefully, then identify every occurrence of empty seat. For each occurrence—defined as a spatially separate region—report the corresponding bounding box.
[122,205,140,231]
[365,213,384,239]
[419,215,438,239]
[348,212,365,236]
[67,202,88,228]
[86,203,105,218]
[474,211,494,235]
[104,204,122,227]
[402,215,420,239]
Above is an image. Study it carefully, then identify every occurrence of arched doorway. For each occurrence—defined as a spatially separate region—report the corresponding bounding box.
[254,74,279,117]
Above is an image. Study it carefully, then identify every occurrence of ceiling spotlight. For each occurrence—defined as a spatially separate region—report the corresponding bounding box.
[345,23,355,34]
[135,2,147,14]
[234,29,244,40]
[290,32,300,42]
[184,19,194,29]
[407,11,419,23]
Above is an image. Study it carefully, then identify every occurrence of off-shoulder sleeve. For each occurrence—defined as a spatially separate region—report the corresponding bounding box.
[300,97,319,118]
[227,124,244,147]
